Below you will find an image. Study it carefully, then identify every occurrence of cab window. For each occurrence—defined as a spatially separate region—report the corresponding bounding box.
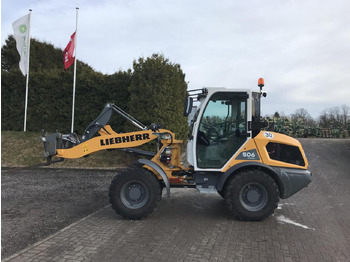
[196,92,248,168]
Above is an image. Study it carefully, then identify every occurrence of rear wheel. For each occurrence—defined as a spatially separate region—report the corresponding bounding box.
[224,169,279,221]
[217,189,225,198]
[109,167,161,219]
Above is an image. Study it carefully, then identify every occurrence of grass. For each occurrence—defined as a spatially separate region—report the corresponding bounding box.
[1,131,138,168]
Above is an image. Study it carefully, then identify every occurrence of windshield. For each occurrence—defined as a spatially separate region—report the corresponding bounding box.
[196,92,248,168]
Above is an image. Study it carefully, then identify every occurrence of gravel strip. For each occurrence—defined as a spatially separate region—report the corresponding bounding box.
[1,168,118,258]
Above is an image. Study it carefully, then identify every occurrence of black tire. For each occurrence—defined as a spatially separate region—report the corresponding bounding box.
[217,189,225,198]
[109,167,161,220]
[159,185,164,201]
[224,169,279,221]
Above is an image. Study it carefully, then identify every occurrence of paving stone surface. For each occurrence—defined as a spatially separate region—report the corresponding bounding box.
[3,139,350,262]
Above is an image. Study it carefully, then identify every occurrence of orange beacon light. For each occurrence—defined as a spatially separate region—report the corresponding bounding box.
[258,78,264,88]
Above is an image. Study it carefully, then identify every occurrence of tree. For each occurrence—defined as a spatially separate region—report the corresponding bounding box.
[1,35,20,72]
[128,54,188,140]
[290,108,315,136]
[291,108,315,126]
[319,105,349,130]
[2,37,188,137]
[340,104,349,129]
[1,35,131,133]
[318,110,330,128]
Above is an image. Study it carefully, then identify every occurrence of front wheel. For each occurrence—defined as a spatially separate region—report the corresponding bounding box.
[109,167,161,219]
[224,169,279,221]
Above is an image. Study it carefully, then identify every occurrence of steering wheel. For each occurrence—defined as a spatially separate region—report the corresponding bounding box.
[201,123,220,143]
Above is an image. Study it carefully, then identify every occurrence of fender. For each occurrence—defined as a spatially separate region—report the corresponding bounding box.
[216,162,283,195]
[137,159,170,198]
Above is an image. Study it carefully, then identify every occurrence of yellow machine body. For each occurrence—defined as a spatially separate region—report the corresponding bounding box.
[223,131,308,172]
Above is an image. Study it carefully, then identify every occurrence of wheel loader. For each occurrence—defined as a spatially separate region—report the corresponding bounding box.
[40,78,312,221]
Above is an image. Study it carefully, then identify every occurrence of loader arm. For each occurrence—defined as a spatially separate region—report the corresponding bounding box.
[81,103,147,142]
[56,128,170,159]
[40,102,163,161]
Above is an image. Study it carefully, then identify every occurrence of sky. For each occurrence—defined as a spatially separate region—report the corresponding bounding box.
[2,0,350,118]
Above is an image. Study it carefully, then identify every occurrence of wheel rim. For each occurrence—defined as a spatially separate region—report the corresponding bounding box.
[239,183,268,212]
[120,180,149,209]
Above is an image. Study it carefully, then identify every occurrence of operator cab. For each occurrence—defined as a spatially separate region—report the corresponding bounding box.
[185,79,266,171]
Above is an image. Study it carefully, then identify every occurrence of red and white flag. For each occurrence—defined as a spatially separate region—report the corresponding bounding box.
[63,32,76,70]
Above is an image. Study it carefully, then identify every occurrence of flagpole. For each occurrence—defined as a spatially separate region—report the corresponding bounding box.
[23,9,32,132]
[71,7,79,133]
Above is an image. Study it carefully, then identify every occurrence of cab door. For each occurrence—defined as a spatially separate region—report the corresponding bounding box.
[195,92,249,169]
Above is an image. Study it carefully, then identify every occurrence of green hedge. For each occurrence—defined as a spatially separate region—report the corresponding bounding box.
[2,36,188,139]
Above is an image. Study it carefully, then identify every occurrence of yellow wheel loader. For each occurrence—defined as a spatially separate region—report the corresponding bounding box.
[41,79,311,221]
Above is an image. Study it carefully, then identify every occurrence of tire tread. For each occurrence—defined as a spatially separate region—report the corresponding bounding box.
[109,166,160,220]
[224,169,279,221]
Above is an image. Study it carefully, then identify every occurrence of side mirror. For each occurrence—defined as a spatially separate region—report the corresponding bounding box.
[184,96,193,117]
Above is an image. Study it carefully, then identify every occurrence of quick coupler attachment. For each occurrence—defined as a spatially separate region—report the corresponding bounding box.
[40,130,62,159]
